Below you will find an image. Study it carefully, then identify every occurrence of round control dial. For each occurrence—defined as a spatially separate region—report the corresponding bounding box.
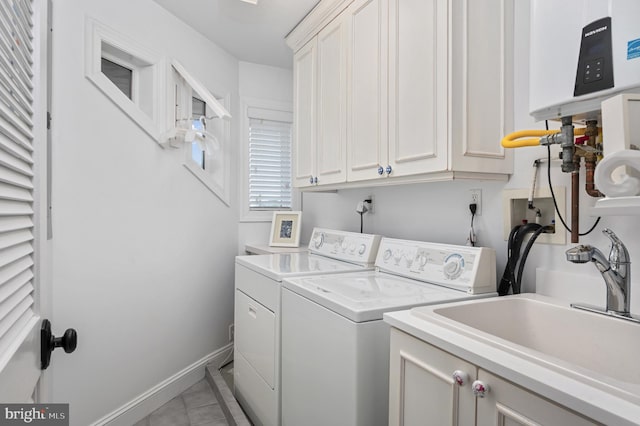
[358,244,367,255]
[313,232,324,249]
[383,249,393,262]
[443,253,465,279]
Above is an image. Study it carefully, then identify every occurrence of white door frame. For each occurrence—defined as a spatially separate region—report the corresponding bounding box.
[33,0,54,401]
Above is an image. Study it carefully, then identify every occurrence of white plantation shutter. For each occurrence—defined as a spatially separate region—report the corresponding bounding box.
[249,116,293,210]
[0,0,37,367]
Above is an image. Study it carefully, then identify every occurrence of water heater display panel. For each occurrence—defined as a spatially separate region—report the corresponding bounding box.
[574,17,614,97]
[529,0,640,121]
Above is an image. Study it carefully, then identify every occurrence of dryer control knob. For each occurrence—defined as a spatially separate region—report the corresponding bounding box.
[313,233,325,249]
[358,244,367,255]
[443,254,465,279]
[383,249,392,261]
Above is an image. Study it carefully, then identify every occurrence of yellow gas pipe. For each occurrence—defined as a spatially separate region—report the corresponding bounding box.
[501,128,587,149]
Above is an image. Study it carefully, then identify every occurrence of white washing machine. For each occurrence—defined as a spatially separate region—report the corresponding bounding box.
[280,237,497,426]
[234,228,382,426]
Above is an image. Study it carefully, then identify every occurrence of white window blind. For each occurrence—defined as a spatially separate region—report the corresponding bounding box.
[249,118,292,210]
[0,0,37,365]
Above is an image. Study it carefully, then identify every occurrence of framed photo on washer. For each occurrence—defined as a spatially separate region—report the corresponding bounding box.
[269,211,302,247]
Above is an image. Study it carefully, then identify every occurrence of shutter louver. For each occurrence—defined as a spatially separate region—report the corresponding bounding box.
[249,118,292,210]
[0,0,36,370]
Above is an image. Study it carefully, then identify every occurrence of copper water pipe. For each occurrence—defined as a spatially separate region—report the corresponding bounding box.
[585,161,604,197]
[571,169,580,243]
[584,120,604,198]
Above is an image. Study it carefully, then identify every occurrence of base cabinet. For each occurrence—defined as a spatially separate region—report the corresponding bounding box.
[389,328,599,426]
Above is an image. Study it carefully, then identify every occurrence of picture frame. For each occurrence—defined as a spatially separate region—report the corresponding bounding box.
[269,211,302,247]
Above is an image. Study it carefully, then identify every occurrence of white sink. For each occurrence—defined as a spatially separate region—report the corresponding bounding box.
[410,294,640,396]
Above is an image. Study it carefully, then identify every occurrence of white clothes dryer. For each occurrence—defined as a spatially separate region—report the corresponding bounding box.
[280,237,497,426]
[234,228,382,426]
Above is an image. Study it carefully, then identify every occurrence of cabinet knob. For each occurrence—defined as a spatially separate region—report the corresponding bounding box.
[472,380,490,398]
[313,176,318,184]
[452,370,469,386]
[309,176,314,184]
[385,165,393,175]
[377,166,384,175]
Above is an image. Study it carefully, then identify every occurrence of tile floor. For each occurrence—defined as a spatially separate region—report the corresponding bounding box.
[134,379,228,426]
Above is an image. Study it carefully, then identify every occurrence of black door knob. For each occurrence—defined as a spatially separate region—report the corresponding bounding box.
[41,319,77,370]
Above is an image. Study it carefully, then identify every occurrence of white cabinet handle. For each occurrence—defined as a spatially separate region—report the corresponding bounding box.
[452,370,469,386]
[472,380,490,398]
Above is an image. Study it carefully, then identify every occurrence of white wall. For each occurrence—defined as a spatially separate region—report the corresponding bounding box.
[237,61,293,253]
[300,0,640,310]
[49,1,239,424]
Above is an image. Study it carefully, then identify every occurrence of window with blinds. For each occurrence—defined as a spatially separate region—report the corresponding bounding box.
[0,0,37,366]
[248,118,292,210]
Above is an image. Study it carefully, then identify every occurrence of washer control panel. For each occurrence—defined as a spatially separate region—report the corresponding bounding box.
[308,228,382,265]
[375,238,496,294]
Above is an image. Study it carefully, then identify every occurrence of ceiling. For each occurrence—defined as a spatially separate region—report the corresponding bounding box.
[153,0,320,69]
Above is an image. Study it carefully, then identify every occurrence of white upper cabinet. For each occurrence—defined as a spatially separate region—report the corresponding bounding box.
[292,38,317,187]
[387,0,448,178]
[346,0,389,182]
[293,17,348,187]
[288,0,514,189]
[316,16,348,185]
[449,0,514,175]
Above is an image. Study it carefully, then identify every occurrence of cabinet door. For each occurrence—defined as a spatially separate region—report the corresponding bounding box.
[475,370,600,426]
[449,0,514,174]
[388,0,448,177]
[389,328,476,426]
[292,38,317,187]
[316,16,348,185]
[346,0,388,182]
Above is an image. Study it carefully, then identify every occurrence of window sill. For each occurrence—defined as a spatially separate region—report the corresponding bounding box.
[239,211,281,223]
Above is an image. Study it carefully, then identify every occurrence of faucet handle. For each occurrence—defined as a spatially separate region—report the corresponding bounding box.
[603,228,630,265]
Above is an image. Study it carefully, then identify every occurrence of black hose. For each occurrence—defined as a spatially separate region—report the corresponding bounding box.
[498,223,544,296]
[515,225,553,294]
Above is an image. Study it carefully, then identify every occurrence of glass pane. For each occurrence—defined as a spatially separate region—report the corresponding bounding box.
[101,58,132,99]
[191,142,205,170]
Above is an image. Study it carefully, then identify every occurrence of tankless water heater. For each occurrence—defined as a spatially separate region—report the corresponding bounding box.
[529,0,640,121]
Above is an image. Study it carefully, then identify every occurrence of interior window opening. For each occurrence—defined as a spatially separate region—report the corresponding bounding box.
[191,96,207,170]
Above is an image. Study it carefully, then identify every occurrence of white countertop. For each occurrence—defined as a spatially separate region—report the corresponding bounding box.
[384,294,640,426]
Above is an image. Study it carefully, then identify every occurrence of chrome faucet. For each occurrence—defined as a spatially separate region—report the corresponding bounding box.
[566,228,634,320]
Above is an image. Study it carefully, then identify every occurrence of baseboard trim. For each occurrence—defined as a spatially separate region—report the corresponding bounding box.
[91,343,233,426]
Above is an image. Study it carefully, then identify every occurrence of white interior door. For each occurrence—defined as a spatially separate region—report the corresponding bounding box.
[0,0,48,402]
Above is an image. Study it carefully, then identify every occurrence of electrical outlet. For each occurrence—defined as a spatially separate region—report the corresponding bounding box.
[367,195,374,214]
[469,189,482,216]
[229,324,234,342]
